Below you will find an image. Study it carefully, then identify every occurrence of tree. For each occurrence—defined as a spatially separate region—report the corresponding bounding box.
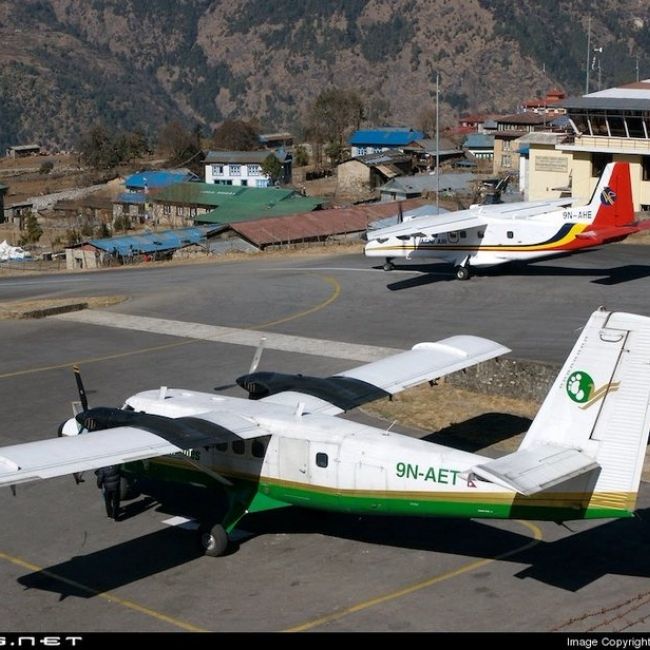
[212,119,260,151]
[157,121,203,167]
[261,154,283,184]
[294,144,309,167]
[366,97,392,127]
[416,107,437,138]
[19,213,43,246]
[305,88,364,165]
[78,124,120,170]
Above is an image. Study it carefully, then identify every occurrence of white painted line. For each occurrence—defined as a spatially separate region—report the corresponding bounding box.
[53,310,402,362]
[162,516,200,530]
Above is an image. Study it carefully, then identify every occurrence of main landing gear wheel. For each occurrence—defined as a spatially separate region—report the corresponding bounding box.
[383,260,395,271]
[455,265,470,281]
[200,523,229,557]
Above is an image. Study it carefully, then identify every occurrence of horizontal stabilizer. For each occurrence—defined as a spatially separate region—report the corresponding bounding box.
[470,444,600,496]
[575,225,638,244]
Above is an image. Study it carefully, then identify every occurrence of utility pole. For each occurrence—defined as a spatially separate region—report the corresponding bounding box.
[435,72,440,214]
[636,53,640,82]
[585,15,591,94]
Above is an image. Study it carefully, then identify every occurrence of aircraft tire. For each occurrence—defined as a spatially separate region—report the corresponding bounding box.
[383,260,395,271]
[119,476,141,501]
[201,524,229,557]
[455,265,470,281]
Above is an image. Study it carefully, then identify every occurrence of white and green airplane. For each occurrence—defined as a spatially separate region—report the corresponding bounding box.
[1,308,649,557]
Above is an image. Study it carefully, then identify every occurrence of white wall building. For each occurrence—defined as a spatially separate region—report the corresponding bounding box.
[204,150,291,187]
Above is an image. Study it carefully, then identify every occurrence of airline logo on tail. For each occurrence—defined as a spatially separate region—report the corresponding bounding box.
[600,187,617,206]
[566,370,620,409]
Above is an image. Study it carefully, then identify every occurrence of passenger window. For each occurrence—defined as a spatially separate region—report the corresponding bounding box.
[460,231,467,239]
[232,440,245,455]
[507,231,514,239]
[315,452,328,468]
[252,440,266,458]
[215,442,227,452]
[478,231,484,238]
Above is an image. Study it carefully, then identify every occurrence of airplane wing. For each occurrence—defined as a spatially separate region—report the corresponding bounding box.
[366,211,488,240]
[0,410,268,488]
[366,198,576,242]
[260,335,510,415]
[469,444,599,496]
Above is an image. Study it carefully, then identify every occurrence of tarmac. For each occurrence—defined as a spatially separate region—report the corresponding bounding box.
[1,245,650,632]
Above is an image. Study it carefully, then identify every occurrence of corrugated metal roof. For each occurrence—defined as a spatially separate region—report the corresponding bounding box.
[463,134,494,148]
[115,191,146,205]
[349,128,425,146]
[229,198,428,247]
[86,226,222,256]
[380,173,474,194]
[152,183,314,210]
[496,113,547,125]
[125,170,198,190]
[204,150,288,164]
[193,193,323,224]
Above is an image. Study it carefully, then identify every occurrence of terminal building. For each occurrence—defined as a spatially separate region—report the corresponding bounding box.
[525,80,650,211]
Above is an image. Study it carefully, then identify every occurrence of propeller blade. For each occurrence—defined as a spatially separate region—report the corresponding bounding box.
[249,337,266,374]
[73,365,89,411]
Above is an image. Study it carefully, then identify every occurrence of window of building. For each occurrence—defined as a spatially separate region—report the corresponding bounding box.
[626,116,646,139]
[642,157,650,182]
[163,205,171,215]
[232,440,245,455]
[501,154,511,168]
[241,180,248,187]
[189,207,197,217]
[252,440,266,458]
[592,152,613,177]
[608,115,626,138]
[229,164,241,176]
[315,452,328,468]
[176,206,183,216]
[215,442,227,452]
[247,164,261,176]
[503,139,511,151]
[211,164,224,176]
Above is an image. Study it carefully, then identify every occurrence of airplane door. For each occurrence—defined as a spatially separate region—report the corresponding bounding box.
[278,437,309,484]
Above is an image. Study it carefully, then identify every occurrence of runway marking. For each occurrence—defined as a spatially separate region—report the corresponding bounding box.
[52,309,399,363]
[0,275,367,379]
[284,520,543,632]
[0,550,208,632]
[272,266,420,275]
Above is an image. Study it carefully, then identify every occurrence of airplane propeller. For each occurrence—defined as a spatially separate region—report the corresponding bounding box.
[214,337,267,393]
[73,364,89,411]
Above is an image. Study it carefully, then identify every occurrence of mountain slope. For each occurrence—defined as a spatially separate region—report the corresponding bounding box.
[0,0,648,150]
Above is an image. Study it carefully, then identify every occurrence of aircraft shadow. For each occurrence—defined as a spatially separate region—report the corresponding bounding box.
[16,495,650,597]
[421,412,531,452]
[241,506,650,592]
[383,261,650,290]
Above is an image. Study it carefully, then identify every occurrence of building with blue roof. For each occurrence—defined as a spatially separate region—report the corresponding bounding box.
[349,127,425,157]
[113,169,199,226]
[65,225,223,270]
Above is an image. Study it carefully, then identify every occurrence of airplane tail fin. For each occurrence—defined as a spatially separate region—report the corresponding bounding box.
[472,309,650,515]
[586,162,634,227]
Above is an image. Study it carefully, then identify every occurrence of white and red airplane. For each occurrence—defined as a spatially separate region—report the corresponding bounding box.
[365,162,649,280]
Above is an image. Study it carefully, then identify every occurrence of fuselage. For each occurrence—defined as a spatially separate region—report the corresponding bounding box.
[121,389,632,521]
[365,205,606,269]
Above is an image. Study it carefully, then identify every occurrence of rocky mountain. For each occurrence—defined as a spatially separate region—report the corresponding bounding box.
[0,0,649,151]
